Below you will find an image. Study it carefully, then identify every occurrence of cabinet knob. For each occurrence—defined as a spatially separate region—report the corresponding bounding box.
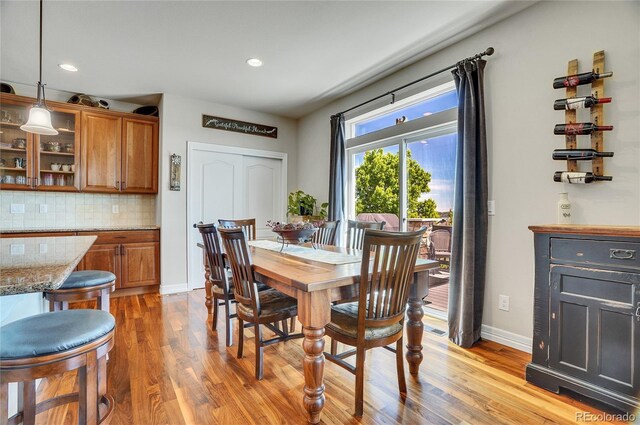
[610,249,636,260]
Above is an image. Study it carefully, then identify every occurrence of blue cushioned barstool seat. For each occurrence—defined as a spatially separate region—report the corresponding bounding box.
[44,270,116,313]
[0,310,116,425]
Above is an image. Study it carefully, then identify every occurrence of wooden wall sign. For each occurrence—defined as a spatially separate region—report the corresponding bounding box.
[202,115,278,139]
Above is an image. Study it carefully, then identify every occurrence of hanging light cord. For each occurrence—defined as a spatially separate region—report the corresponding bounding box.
[36,0,47,107]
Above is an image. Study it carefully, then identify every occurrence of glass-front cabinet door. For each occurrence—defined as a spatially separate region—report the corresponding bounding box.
[0,99,35,189]
[36,106,80,191]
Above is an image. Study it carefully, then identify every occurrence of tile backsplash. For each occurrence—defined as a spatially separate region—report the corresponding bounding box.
[0,191,156,229]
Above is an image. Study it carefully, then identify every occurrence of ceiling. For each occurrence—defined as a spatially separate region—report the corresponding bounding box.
[1,1,533,118]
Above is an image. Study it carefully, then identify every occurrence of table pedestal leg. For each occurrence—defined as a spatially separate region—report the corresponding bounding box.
[303,326,325,424]
[406,271,428,375]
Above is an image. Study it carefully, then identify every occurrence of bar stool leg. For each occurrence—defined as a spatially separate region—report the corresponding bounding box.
[20,381,36,425]
[78,352,99,425]
[98,288,110,312]
[49,300,60,312]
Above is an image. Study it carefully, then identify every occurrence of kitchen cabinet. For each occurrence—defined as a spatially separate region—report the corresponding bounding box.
[1,95,81,191]
[1,93,158,194]
[77,230,160,290]
[527,225,640,414]
[81,112,158,194]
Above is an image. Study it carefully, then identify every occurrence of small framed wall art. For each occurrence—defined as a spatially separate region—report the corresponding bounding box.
[170,153,181,191]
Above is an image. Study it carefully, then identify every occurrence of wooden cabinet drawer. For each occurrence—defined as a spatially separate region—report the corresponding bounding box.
[551,238,640,270]
[77,229,159,244]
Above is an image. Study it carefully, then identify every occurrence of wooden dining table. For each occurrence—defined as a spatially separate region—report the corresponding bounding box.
[198,241,439,424]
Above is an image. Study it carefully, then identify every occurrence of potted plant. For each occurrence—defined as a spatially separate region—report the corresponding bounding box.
[287,190,328,222]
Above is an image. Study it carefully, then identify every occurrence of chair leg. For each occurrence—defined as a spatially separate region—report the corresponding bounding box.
[254,323,264,380]
[20,381,36,425]
[237,319,244,358]
[212,298,219,331]
[396,338,407,397]
[49,299,60,312]
[224,299,233,347]
[330,339,337,355]
[354,347,366,417]
[289,317,296,333]
[1,382,8,425]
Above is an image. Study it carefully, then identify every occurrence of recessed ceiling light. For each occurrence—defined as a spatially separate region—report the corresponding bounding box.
[58,63,78,72]
[246,58,263,67]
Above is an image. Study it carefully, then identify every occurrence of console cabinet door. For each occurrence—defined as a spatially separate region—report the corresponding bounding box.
[549,265,640,397]
[121,118,158,193]
[78,243,121,289]
[120,241,159,288]
[81,112,122,192]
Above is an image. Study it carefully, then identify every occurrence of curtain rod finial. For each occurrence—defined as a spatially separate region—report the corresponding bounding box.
[485,47,494,56]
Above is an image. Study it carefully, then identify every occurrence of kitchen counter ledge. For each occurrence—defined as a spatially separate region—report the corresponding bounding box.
[0,225,159,234]
[0,236,96,296]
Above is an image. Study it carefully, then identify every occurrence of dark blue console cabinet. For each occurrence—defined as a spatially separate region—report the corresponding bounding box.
[527,225,640,413]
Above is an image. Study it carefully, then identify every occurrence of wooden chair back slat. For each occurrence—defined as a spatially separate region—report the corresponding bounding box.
[312,220,340,245]
[218,218,257,241]
[346,220,385,250]
[358,228,426,333]
[218,227,260,313]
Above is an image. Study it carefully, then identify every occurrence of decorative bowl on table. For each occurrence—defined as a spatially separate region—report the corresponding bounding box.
[266,221,318,250]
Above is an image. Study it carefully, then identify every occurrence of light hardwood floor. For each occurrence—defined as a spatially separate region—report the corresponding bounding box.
[35,290,633,424]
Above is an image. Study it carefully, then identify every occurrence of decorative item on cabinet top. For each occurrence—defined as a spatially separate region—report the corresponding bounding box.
[67,94,109,109]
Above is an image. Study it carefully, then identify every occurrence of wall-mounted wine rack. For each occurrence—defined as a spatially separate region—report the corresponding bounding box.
[553,50,613,184]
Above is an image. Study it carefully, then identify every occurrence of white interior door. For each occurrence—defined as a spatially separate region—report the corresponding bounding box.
[187,143,286,290]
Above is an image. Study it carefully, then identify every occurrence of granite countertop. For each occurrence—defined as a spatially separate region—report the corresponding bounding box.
[0,225,160,234]
[0,235,97,296]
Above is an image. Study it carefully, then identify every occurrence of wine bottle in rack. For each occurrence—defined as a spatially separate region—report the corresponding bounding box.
[554,171,613,184]
[553,96,612,110]
[552,71,613,89]
[554,122,613,135]
[552,149,614,160]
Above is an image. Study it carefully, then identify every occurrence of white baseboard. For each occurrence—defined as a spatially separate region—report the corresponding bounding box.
[159,283,189,295]
[481,324,532,353]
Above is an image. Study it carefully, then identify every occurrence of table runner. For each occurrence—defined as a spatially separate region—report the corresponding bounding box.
[248,240,362,265]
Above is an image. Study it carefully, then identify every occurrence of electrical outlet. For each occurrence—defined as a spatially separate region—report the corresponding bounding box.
[10,204,25,214]
[10,244,25,255]
[112,205,119,214]
[39,204,48,214]
[488,200,495,216]
[499,295,510,311]
[39,243,48,254]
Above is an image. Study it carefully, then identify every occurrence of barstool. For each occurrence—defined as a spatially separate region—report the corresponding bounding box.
[0,310,115,425]
[44,270,116,312]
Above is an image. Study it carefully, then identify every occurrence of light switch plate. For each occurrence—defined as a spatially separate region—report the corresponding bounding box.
[10,204,25,214]
[499,295,510,311]
[112,205,119,214]
[39,204,48,214]
[488,200,495,216]
[39,243,48,254]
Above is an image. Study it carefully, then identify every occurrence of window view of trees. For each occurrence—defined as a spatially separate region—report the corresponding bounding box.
[354,148,438,218]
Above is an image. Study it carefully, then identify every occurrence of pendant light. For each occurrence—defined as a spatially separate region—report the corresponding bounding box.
[20,0,58,136]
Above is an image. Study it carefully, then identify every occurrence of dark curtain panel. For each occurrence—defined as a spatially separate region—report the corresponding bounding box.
[448,60,488,348]
[328,114,346,236]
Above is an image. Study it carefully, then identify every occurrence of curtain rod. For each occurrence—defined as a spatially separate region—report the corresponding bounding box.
[333,47,494,118]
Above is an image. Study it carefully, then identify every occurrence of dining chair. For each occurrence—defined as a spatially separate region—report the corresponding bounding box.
[345,219,385,250]
[218,227,303,380]
[197,222,237,346]
[218,218,257,240]
[324,226,426,417]
[311,220,340,245]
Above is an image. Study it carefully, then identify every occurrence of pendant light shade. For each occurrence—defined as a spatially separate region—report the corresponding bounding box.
[21,104,58,135]
[21,0,58,136]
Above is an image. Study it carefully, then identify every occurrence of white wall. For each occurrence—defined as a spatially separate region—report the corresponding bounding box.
[297,1,640,346]
[158,93,298,292]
